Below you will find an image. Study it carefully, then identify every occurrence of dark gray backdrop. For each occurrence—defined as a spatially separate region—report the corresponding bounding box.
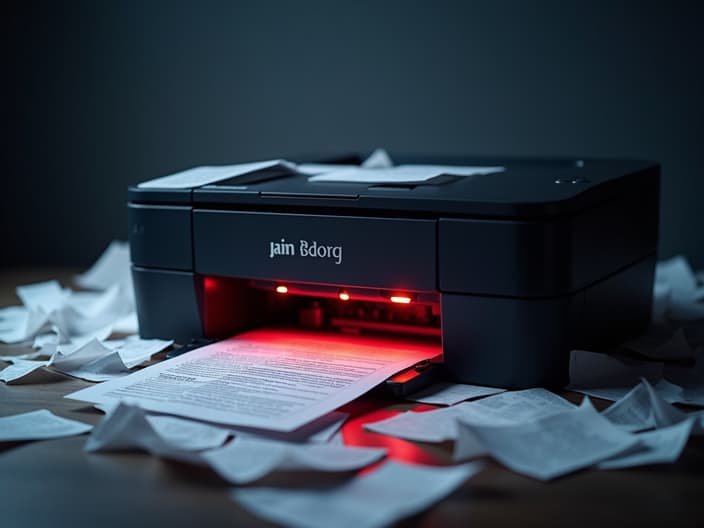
[3,0,703,268]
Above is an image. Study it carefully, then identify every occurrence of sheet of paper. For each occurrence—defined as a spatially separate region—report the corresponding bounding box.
[601,382,656,432]
[85,402,230,453]
[361,148,394,168]
[655,256,704,320]
[598,419,693,469]
[308,164,504,184]
[0,409,92,442]
[112,312,139,334]
[16,280,68,313]
[296,163,357,175]
[203,437,386,484]
[639,378,704,433]
[74,240,131,290]
[66,328,438,432]
[231,460,482,528]
[460,399,639,480]
[138,160,295,189]
[0,359,58,384]
[232,411,349,444]
[406,382,506,406]
[366,388,574,443]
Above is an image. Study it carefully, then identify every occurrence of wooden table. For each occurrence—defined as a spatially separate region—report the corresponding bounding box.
[1,269,703,528]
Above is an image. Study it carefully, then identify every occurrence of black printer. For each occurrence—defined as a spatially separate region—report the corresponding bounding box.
[127,155,659,389]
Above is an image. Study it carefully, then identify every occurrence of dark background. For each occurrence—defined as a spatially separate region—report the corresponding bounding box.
[3,0,703,268]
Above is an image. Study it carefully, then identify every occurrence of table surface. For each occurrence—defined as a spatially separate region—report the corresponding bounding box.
[1,269,703,528]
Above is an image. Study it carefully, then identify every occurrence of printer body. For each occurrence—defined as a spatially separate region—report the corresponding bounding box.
[128,156,659,389]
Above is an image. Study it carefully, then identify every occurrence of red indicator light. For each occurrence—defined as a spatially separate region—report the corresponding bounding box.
[390,296,412,304]
[275,285,288,294]
[339,291,350,301]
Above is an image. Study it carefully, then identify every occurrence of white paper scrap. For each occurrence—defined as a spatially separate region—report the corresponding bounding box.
[85,402,230,453]
[74,240,131,291]
[366,388,574,443]
[296,163,357,175]
[232,411,349,444]
[361,148,394,168]
[231,460,482,528]
[598,419,693,470]
[0,359,56,384]
[16,280,69,313]
[138,160,296,189]
[460,399,639,480]
[66,328,438,432]
[308,165,504,184]
[0,409,92,442]
[203,437,386,484]
[406,382,506,406]
[655,256,704,320]
[601,383,656,432]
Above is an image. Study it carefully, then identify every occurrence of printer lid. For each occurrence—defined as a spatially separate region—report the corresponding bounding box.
[128,157,658,219]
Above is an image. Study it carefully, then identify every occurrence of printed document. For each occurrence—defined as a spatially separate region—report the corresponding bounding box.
[67,328,438,432]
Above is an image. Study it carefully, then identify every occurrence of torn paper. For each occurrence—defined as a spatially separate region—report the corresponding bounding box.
[0,409,92,442]
[231,460,482,528]
[598,419,693,470]
[458,399,639,480]
[406,382,506,406]
[85,402,230,454]
[366,388,574,443]
[203,437,386,484]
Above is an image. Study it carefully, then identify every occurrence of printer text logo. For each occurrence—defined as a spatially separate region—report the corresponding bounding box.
[269,238,343,265]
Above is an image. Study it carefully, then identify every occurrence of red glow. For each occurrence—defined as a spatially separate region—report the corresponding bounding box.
[390,295,412,304]
[338,291,350,301]
[275,285,288,294]
[339,406,448,467]
[204,277,218,293]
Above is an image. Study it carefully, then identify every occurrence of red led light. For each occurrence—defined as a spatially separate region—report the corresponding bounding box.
[275,285,288,294]
[390,295,412,304]
[339,291,350,301]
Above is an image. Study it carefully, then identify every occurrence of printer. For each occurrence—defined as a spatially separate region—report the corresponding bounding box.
[128,155,659,389]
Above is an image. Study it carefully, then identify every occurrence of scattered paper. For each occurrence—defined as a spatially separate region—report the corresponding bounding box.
[598,419,694,470]
[231,460,482,528]
[231,411,348,444]
[0,409,92,442]
[601,383,656,432]
[361,148,394,168]
[458,399,639,480]
[138,160,296,189]
[67,328,438,432]
[203,437,386,484]
[75,240,131,291]
[2,336,171,384]
[0,359,59,384]
[655,256,704,320]
[366,388,574,443]
[85,402,230,454]
[16,281,68,313]
[308,165,504,184]
[406,382,506,406]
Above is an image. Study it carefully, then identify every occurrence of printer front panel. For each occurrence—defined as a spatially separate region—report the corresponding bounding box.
[192,210,437,291]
